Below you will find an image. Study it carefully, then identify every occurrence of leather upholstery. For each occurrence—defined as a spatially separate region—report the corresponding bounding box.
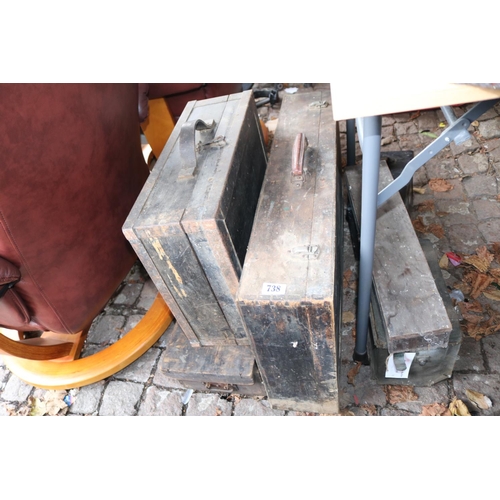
[0,84,149,333]
[139,83,243,122]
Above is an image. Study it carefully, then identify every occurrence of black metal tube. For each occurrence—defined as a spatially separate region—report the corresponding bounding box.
[346,119,356,166]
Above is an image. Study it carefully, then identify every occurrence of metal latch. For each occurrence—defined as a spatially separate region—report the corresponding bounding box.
[291,245,320,259]
[204,382,236,393]
[309,100,329,109]
[197,135,227,150]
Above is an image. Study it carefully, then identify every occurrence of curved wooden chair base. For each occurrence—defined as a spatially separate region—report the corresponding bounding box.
[1,294,174,390]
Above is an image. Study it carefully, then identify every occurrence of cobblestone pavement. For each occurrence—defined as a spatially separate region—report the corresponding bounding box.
[2,85,500,416]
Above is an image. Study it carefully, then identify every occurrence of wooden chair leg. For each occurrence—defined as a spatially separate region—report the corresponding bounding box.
[1,294,174,390]
[0,330,77,360]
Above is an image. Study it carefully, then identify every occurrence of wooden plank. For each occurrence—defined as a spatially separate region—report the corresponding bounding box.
[182,93,267,345]
[161,324,256,385]
[238,89,341,414]
[124,99,202,346]
[367,239,462,386]
[345,162,452,353]
[139,224,234,346]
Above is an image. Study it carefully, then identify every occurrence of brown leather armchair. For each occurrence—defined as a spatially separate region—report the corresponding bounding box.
[0,83,246,389]
[139,83,244,122]
[0,84,173,388]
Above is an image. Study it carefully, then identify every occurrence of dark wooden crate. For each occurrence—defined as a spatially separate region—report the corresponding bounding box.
[124,90,267,348]
[237,88,343,414]
[345,163,459,385]
[367,239,462,386]
[345,161,452,353]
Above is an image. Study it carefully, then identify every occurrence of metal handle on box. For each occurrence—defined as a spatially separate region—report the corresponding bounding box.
[178,118,216,180]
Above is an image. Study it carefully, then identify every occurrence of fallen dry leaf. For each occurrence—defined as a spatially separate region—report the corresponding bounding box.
[343,269,353,288]
[459,307,484,325]
[342,311,355,324]
[463,255,492,273]
[449,398,471,416]
[489,268,500,282]
[412,217,444,238]
[463,312,500,340]
[360,404,377,416]
[413,187,426,195]
[416,200,435,212]
[458,299,484,315]
[465,389,492,410]
[429,178,454,192]
[476,246,495,264]
[420,403,451,416]
[453,281,471,295]
[383,385,418,405]
[338,409,355,416]
[30,398,47,417]
[492,242,500,263]
[439,254,449,269]
[428,223,444,239]
[5,403,31,416]
[30,390,69,416]
[464,271,494,299]
[347,362,362,386]
[483,288,500,301]
[463,300,484,313]
[412,216,427,233]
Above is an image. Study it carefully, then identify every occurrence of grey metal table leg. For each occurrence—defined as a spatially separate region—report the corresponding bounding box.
[354,115,381,363]
[351,99,499,364]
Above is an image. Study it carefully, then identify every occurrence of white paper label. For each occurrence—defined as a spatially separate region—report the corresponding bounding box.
[385,352,416,379]
[261,283,286,295]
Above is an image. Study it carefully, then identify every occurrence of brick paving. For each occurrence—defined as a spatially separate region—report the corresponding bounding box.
[2,85,500,416]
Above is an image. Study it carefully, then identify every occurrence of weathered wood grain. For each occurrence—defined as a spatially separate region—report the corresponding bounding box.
[345,162,452,353]
[237,89,341,414]
[367,239,462,386]
[124,91,267,347]
[161,324,256,385]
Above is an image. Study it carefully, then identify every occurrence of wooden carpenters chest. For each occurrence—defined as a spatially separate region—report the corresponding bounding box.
[124,90,267,348]
[237,88,343,414]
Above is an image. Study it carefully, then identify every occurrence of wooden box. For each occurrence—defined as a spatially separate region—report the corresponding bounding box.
[237,88,343,414]
[345,161,459,386]
[123,90,267,348]
[345,161,452,354]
